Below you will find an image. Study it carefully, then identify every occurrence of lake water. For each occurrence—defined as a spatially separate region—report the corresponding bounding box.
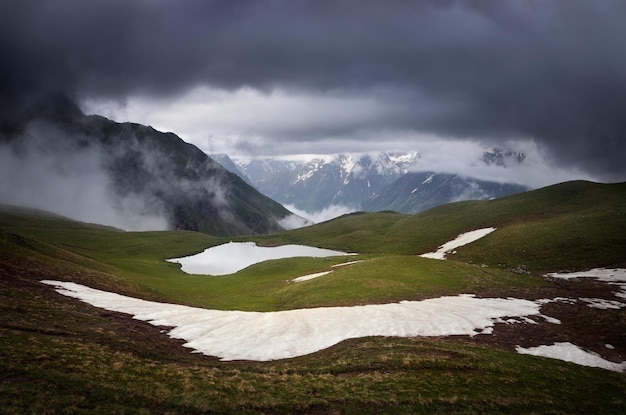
[167,241,352,275]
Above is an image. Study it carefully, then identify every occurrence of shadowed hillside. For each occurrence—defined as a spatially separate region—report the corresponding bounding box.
[0,93,292,236]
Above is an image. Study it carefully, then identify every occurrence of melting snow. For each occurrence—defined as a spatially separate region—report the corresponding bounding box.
[292,271,333,282]
[579,298,625,309]
[292,260,364,282]
[516,342,626,373]
[331,260,364,267]
[41,280,552,362]
[40,259,626,369]
[168,242,351,275]
[420,228,497,260]
[422,174,435,184]
[545,268,626,300]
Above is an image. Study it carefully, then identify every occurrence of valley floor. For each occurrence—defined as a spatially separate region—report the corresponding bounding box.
[2,257,626,414]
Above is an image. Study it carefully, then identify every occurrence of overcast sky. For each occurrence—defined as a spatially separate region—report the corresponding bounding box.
[3,0,626,186]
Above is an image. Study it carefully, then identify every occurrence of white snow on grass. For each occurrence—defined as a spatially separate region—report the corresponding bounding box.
[545,268,626,300]
[292,271,334,282]
[167,242,352,275]
[331,260,364,267]
[292,260,363,282]
[41,280,553,362]
[538,296,625,310]
[579,298,625,310]
[419,227,497,260]
[516,342,626,373]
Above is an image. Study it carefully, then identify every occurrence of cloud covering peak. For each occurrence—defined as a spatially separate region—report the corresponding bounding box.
[3,0,626,182]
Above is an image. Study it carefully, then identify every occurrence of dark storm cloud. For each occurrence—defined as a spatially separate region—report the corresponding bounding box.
[2,0,626,180]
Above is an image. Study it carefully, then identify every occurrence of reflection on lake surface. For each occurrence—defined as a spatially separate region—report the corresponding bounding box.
[167,241,352,275]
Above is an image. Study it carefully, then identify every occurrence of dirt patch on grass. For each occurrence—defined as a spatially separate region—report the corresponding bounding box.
[465,297,626,365]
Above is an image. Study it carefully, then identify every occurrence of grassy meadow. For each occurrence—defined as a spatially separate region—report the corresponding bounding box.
[1,180,625,413]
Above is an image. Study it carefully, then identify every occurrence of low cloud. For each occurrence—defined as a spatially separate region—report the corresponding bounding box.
[406,139,598,188]
[0,122,169,231]
[5,0,626,183]
[278,213,314,230]
[283,204,357,224]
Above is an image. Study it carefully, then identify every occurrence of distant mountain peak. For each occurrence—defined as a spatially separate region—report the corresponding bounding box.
[232,151,420,212]
[481,147,526,167]
[230,149,529,216]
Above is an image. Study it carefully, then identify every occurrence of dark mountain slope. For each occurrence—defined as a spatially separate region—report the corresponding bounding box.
[0,93,291,236]
[210,153,255,186]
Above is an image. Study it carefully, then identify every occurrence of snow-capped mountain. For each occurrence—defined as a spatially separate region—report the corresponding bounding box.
[233,152,419,212]
[481,147,527,167]
[222,148,530,219]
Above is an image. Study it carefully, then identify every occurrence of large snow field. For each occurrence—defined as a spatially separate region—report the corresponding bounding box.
[167,241,352,275]
[41,278,626,370]
[41,280,554,361]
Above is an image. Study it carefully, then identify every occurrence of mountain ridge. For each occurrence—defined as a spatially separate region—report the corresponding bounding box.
[0,93,293,236]
[230,149,528,216]
[362,171,529,214]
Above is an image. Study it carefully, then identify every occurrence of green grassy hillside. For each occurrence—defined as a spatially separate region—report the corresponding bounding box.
[1,180,625,414]
[0,204,549,310]
[269,181,626,272]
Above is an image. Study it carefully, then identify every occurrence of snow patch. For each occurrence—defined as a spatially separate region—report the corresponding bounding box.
[422,174,435,184]
[340,155,356,177]
[331,260,364,267]
[420,228,497,260]
[516,342,626,373]
[292,271,334,282]
[387,151,419,165]
[41,280,550,362]
[292,260,364,282]
[545,268,626,300]
[579,298,625,310]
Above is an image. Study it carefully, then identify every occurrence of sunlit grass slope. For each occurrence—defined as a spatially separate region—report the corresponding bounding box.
[1,180,624,310]
[269,180,626,272]
[0,204,548,311]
